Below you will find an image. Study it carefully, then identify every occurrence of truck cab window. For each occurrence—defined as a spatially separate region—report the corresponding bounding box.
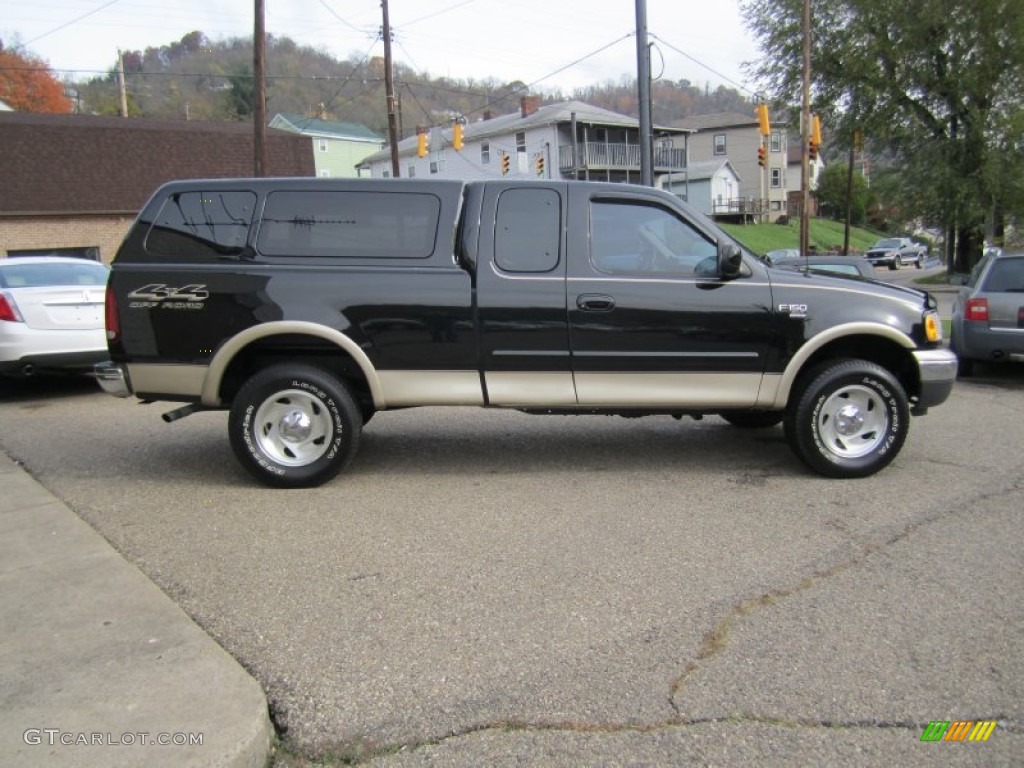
[590,200,715,276]
[494,188,561,273]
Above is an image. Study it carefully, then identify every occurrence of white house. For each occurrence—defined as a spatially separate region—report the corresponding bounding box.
[663,159,743,217]
[357,98,691,187]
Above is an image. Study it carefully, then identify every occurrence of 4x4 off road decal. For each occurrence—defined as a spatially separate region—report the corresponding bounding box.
[128,283,208,310]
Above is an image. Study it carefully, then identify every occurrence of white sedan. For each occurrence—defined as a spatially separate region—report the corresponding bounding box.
[0,257,109,377]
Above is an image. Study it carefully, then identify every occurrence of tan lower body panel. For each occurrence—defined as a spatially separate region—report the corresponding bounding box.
[128,363,207,398]
[484,372,577,406]
[574,372,762,408]
[377,370,484,406]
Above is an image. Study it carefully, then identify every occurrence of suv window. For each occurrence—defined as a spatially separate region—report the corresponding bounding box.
[146,191,256,260]
[494,188,561,273]
[257,191,440,259]
[982,257,1024,292]
[590,200,716,275]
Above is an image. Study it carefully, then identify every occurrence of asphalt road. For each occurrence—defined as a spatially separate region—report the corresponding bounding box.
[1,355,1021,766]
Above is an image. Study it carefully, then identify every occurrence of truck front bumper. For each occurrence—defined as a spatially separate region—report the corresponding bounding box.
[913,348,958,408]
[94,362,133,398]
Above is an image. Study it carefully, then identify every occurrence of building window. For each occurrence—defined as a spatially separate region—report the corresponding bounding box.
[771,200,782,211]
[318,138,328,152]
[430,149,447,175]
[319,169,330,178]
[6,246,101,261]
[713,134,726,155]
[771,168,782,188]
[382,170,391,178]
[407,165,416,178]
[770,131,782,152]
[481,142,490,164]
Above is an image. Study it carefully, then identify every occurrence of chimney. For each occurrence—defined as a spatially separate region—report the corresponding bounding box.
[483,109,493,121]
[521,95,540,118]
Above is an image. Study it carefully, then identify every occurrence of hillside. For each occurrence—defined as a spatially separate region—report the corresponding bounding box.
[73,31,753,134]
[721,219,884,257]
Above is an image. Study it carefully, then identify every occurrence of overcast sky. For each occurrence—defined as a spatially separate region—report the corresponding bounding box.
[5,0,763,96]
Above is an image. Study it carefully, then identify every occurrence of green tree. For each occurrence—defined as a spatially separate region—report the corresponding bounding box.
[741,0,1024,271]
[814,163,870,226]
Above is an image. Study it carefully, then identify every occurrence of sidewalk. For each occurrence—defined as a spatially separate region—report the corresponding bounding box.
[0,454,273,767]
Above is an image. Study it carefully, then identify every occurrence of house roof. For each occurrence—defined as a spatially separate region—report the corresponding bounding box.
[676,111,758,132]
[269,113,383,142]
[683,159,744,183]
[0,113,314,215]
[359,100,691,165]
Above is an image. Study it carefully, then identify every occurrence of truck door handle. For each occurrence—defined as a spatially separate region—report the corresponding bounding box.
[576,294,616,311]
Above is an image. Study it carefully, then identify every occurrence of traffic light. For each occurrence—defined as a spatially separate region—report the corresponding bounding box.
[809,115,821,161]
[756,104,771,136]
[535,152,545,177]
[416,128,428,158]
[500,151,510,175]
[452,122,464,151]
[757,145,766,167]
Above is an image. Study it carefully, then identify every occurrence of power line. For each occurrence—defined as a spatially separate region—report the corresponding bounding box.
[648,33,757,98]
[15,0,122,50]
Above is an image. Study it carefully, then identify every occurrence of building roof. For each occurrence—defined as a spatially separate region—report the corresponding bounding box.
[0,113,314,215]
[269,113,383,142]
[683,159,744,183]
[0,98,12,112]
[676,111,758,132]
[359,100,691,165]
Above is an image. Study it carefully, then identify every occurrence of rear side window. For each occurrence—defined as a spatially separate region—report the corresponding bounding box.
[981,258,1024,292]
[494,188,561,272]
[146,191,256,260]
[257,191,440,259]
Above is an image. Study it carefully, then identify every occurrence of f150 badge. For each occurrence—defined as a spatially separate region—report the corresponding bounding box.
[128,283,209,309]
[778,303,809,318]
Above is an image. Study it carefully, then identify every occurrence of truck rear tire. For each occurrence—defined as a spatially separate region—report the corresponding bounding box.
[229,363,362,488]
[784,360,909,478]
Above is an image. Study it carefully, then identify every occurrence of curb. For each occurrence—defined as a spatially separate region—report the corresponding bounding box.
[0,454,274,768]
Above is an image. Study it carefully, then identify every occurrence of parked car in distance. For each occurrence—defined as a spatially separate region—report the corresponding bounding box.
[762,248,800,265]
[950,250,1024,376]
[0,257,109,377]
[865,237,927,270]
[773,255,877,279]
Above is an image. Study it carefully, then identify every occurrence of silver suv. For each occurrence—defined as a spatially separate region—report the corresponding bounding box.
[950,250,1024,376]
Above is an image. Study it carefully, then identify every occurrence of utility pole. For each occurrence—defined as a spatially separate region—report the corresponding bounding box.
[635,0,653,186]
[843,131,856,254]
[799,0,812,257]
[116,50,128,117]
[253,0,267,176]
[382,0,401,178]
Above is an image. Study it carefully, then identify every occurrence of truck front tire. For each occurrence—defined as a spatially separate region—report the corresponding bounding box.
[784,360,909,478]
[228,364,362,488]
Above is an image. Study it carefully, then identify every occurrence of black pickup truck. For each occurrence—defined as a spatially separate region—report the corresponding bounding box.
[96,178,956,487]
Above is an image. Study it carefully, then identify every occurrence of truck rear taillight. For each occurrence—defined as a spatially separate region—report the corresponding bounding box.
[965,297,989,322]
[0,292,23,323]
[105,284,120,343]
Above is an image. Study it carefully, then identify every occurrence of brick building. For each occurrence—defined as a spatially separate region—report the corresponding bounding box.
[0,113,314,263]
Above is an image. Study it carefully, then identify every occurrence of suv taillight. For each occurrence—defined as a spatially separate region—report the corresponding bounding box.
[105,283,120,343]
[965,297,989,322]
[0,292,23,323]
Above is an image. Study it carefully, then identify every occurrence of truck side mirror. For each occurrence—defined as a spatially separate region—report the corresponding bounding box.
[718,242,743,278]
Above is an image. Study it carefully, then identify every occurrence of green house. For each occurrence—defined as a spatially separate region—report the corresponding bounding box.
[268,113,384,178]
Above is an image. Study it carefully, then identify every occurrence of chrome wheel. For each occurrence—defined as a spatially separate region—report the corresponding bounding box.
[815,384,888,459]
[252,388,335,466]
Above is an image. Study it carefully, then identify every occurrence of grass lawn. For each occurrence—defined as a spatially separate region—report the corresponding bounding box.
[721,218,884,257]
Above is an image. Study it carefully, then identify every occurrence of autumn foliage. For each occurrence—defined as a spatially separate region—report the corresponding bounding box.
[0,42,71,113]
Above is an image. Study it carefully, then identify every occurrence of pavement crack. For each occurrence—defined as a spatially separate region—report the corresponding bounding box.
[668,476,1024,710]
